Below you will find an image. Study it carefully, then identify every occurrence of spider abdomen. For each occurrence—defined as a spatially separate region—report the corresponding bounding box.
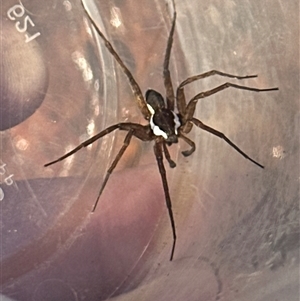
[145,89,181,143]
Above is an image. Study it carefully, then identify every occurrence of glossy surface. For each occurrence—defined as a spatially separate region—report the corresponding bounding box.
[1,0,298,300]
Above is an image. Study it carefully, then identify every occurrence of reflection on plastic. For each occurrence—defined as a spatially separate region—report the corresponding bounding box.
[1,0,299,300]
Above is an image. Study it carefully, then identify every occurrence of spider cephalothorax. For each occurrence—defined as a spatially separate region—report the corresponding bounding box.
[45,0,278,260]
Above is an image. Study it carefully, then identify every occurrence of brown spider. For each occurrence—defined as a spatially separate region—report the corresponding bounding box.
[45,0,278,261]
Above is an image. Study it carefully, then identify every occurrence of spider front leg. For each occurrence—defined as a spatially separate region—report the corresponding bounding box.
[154,139,176,261]
[163,0,176,111]
[81,0,150,120]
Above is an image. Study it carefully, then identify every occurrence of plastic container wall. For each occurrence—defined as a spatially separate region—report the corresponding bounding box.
[1,0,299,300]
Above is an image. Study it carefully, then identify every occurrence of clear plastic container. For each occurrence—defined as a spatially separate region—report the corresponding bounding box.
[1,0,298,300]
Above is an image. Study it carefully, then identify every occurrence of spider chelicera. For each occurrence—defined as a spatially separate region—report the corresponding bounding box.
[45,0,278,261]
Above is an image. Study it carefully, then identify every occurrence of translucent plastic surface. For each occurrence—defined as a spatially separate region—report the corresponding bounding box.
[1,0,299,300]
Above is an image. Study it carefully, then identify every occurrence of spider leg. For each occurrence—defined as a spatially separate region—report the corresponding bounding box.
[92,130,134,212]
[163,0,176,110]
[179,133,196,157]
[81,0,150,120]
[154,140,176,261]
[185,82,279,122]
[191,117,264,168]
[162,142,176,168]
[176,71,278,121]
[44,124,122,167]
[176,70,258,117]
[45,122,152,211]
[178,70,259,89]
[176,82,188,118]
[44,123,149,167]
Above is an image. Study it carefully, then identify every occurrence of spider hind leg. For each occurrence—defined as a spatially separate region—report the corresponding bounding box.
[191,117,264,168]
[154,140,177,261]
